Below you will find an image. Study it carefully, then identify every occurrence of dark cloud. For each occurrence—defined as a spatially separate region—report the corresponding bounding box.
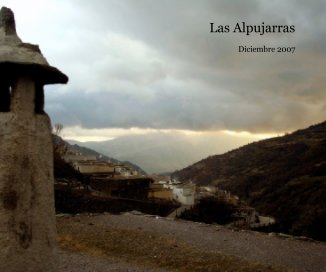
[43,0,326,133]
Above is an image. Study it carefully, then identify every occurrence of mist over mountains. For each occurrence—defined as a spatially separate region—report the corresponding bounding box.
[67,131,256,174]
[66,121,326,240]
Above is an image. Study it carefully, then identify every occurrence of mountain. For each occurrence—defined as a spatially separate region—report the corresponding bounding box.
[67,131,254,174]
[55,136,147,175]
[173,121,326,240]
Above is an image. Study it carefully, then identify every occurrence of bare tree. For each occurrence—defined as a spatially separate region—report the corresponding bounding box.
[53,123,63,136]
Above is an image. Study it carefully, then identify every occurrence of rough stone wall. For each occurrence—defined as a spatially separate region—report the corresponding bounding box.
[0,77,57,272]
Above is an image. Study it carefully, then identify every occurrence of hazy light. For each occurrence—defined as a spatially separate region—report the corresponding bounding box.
[62,125,278,142]
[62,126,176,142]
[222,130,278,140]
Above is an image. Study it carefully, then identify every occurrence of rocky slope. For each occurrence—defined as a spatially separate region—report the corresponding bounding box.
[174,121,326,240]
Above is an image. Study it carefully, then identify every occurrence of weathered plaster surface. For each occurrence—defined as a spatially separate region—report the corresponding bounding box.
[0,7,49,66]
[0,6,68,272]
[0,78,57,272]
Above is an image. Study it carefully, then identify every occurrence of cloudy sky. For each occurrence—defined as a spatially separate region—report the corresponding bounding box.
[3,0,326,142]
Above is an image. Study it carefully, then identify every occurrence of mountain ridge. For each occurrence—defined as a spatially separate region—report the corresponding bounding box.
[67,131,255,174]
[173,121,326,240]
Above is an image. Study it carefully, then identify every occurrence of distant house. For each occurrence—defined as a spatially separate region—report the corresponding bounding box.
[64,154,97,162]
[114,165,138,177]
[64,151,139,178]
[148,183,173,200]
[172,184,195,205]
[74,160,115,175]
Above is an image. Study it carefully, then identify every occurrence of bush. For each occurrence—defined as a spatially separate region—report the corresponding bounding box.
[179,197,237,225]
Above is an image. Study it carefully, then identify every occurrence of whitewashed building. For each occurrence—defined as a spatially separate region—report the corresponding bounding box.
[172,184,196,205]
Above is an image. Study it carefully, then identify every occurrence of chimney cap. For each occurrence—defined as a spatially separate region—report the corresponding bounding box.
[0,6,16,35]
[0,7,68,85]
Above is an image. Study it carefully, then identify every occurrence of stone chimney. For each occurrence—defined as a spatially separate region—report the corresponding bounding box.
[0,7,68,272]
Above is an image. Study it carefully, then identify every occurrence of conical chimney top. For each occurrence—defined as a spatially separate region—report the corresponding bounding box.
[0,6,68,84]
[0,7,17,35]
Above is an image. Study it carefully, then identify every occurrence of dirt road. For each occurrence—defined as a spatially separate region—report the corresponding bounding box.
[57,213,326,272]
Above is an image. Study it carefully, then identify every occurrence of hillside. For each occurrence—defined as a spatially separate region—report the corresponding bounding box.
[174,121,326,240]
[67,131,253,174]
[64,139,147,175]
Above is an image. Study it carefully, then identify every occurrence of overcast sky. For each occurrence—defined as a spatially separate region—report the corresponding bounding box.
[3,0,326,142]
